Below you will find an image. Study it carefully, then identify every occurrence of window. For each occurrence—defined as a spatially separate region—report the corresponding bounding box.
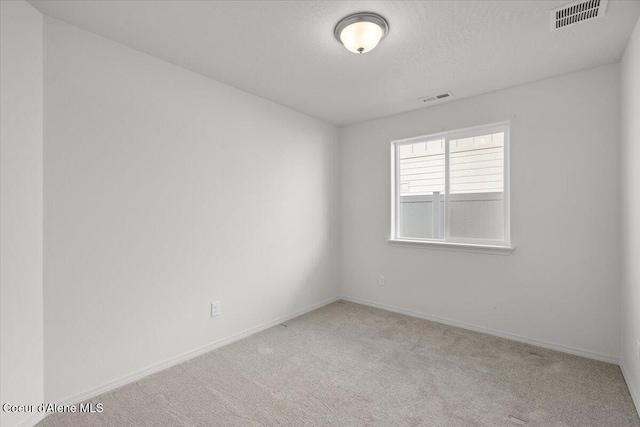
[391,122,510,249]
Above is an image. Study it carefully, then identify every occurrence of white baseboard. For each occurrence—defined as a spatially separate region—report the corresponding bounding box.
[56,296,340,407]
[620,361,640,417]
[340,295,620,364]
[18,412,46,427]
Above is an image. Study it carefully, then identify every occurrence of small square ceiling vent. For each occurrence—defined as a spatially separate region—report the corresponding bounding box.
[551,0,608,31]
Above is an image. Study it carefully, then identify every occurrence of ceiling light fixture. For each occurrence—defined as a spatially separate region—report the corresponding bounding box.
[334,12,389,54]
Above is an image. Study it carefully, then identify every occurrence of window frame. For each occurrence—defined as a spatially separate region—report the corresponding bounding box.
[390,121,511,250]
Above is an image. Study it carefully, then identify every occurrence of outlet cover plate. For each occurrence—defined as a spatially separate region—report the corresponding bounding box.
[211,301,221,318]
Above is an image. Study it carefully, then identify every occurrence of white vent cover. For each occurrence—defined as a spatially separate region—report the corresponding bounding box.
[550,0,608,31]
[419,92,453,104]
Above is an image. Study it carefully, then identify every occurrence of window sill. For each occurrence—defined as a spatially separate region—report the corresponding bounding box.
[388,238,514,255]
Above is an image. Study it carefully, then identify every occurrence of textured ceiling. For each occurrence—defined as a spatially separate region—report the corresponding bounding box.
[29,0,640,126]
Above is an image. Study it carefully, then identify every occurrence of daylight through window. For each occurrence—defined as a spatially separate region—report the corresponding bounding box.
[392,122,510,247]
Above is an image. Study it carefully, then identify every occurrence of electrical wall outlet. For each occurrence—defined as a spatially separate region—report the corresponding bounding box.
[211,301,220,318]
[379,275,386,286]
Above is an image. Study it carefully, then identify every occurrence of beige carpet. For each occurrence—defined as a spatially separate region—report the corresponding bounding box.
[38,301,639,426]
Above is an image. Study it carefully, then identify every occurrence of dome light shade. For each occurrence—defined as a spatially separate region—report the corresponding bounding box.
[334,13,389,54]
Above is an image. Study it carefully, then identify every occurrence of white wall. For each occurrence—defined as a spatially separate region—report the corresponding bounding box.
[340,64,621,361]
[621,16,640,409]
[43,17,340,403]
[0,1,44,426]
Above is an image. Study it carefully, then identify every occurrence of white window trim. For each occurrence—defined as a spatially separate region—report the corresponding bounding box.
[390,121,512,252]
[387,238,514,255]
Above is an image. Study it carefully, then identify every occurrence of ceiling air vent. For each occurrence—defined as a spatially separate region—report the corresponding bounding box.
[419,92,453,104]
[550,0,608,32]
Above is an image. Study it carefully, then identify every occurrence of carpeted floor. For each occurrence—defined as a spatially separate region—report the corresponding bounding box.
[38,301,639,426]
